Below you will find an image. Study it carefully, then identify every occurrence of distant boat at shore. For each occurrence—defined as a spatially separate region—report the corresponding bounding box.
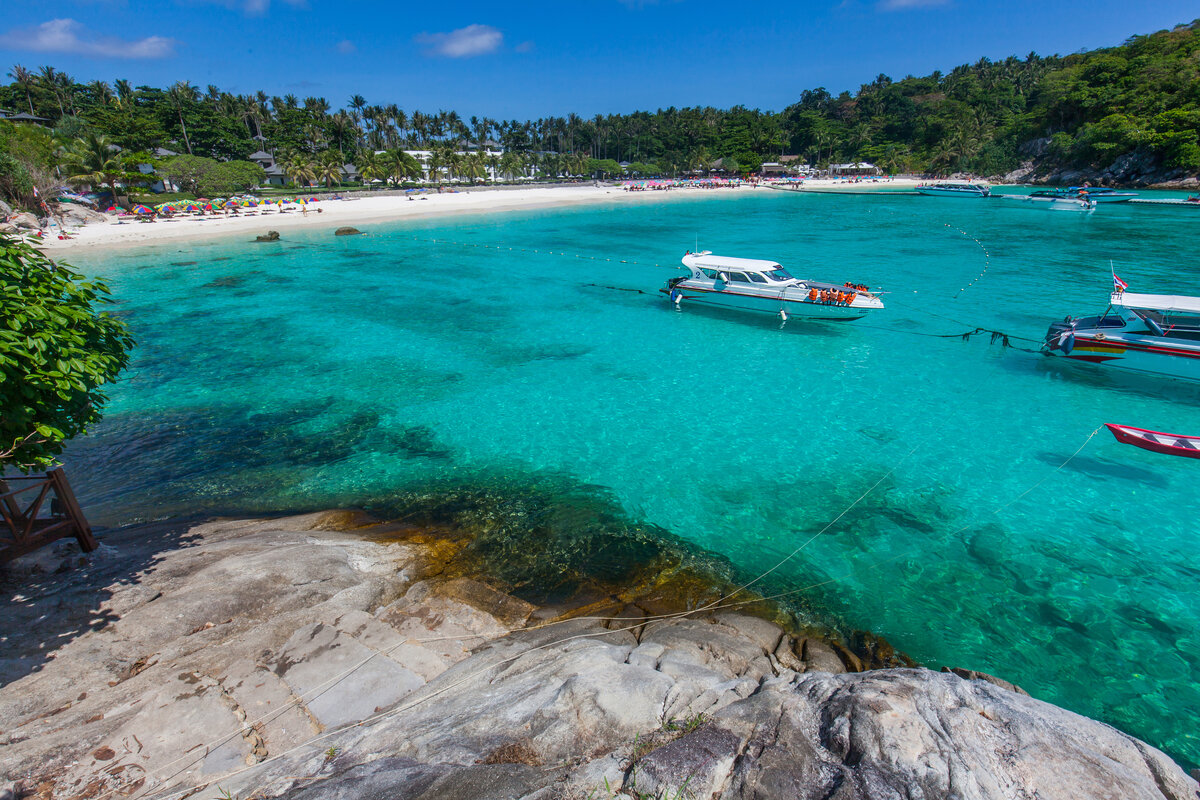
[915,182,990,198]
[1068,187,1138,203]
[999,190,1096,211]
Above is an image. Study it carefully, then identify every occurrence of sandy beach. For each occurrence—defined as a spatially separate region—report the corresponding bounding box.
[37,178,926,253]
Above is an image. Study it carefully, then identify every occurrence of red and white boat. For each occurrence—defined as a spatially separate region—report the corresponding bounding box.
[662,252,884,321]
[1042,289,1200,381]
[1105,423,1200,459]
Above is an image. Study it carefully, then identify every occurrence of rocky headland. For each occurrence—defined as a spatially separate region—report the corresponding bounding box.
[1,511,1197,800]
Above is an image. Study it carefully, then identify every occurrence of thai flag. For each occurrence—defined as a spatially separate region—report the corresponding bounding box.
[1113,272,1128,292]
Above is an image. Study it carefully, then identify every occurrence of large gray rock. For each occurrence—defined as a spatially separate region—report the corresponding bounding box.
[2,512,1195,800]
[636,669,1198,800]
[59,205,107,226]
[9,212,39,230]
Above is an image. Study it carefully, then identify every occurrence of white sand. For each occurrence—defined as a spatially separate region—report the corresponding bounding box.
[39,184,760,253]
[37,178,930,254]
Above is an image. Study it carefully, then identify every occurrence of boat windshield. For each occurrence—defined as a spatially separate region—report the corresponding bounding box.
[767,268,793,281]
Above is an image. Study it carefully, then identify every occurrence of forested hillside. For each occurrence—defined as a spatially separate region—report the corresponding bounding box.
[1,19,1198,208]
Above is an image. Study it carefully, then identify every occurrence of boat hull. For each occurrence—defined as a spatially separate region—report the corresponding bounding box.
[661,285,875,321]
[1045,332,1200,382]
[1000,195,1095,211]
[1105,423,1200,459]
[915,187,989,198]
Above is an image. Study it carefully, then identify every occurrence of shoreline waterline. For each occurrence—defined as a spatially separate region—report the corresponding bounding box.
[37,179,930,254]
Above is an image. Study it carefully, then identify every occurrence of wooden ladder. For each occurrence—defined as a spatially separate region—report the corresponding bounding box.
[0,468,97,563]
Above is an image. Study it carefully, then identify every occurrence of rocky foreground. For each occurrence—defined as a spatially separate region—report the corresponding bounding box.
[1,512,1196,800]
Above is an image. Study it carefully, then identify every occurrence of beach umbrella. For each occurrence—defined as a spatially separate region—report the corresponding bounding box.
[222,200,238,208]
[182,203,201,212]
[133,205,153,214]
[106,205,126,213]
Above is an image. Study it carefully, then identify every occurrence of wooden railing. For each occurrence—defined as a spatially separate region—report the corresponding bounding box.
[0,468,96,563]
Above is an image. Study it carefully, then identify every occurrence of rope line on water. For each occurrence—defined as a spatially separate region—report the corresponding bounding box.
[944,223,992,299]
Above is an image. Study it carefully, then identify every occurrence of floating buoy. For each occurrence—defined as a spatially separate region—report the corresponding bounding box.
[779,309,788,322]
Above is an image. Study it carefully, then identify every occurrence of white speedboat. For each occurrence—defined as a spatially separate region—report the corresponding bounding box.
[1002,190,1095,211]
[662,252,884,321]
[916,182,990,198]
[1043,289,1200,381]
[1068,187,1137,203]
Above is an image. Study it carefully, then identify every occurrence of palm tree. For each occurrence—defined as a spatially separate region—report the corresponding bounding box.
[460,152,487,183]
[486,152,501,183]
[61,132,129,204]
[327,111,356,158]
[37,65,64,116]
[316,150,343,188]
[426,147,445,184]
[167,81,198,155]
[356,150,386,184]
[114,79,136,110]
[499,151,524,181]
[280,152,316,187]
[8,65,36,114]
[54,70,77,115]
[384,148,422,184]
[87,80,114,107]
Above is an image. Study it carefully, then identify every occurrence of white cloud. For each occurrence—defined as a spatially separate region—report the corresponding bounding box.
[415,24,503,58]
[879,0,950,8]
[0,18,176,59]
[336,39,356,54]
[199,0,306,16]
[514,40,534,53]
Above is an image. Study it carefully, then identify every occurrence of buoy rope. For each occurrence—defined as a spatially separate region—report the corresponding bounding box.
[944,223,992,298]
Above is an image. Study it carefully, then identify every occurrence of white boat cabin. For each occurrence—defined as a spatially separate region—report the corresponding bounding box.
[681,253,798,285]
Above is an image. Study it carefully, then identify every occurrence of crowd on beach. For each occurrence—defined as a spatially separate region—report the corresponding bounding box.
[622,178,748,191]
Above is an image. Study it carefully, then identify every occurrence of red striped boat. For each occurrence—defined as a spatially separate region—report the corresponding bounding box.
[1105,423,1200,459]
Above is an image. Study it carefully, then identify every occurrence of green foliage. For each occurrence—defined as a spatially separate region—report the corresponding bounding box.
[0,151,35,209]
[0,235,134,470]
[158,155,265,195]
[3,20,1200,184]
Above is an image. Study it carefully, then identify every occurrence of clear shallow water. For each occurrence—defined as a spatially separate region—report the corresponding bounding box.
[64,190,1200,765]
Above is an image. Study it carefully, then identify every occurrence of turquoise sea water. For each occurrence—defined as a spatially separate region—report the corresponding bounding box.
[63,189,1199,765]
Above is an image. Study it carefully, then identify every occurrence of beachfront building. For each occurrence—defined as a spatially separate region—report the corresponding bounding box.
[248,150,288,186]
[404,149,504,183]
[134,148,180,193]
[761,156,813,176]
[830,162,881,177]
[1,111,51,126]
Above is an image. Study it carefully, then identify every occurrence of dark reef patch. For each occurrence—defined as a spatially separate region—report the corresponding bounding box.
[204,275,247,288]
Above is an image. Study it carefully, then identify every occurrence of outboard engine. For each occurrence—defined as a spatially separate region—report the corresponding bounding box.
[1044,318,1076,353]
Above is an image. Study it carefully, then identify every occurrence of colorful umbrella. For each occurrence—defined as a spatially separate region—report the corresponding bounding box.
[223,200,239,208]
[106,205,127,213]
[133,205,153,214]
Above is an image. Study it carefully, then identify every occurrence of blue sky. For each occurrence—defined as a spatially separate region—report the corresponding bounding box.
[1,1,1197,119]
